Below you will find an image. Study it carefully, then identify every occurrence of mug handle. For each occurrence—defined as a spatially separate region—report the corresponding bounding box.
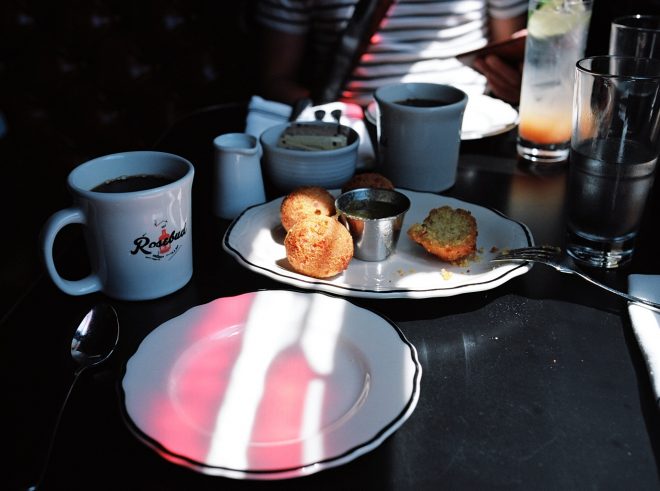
[40,207,101,296]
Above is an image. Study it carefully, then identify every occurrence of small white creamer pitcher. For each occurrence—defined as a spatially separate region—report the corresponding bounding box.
[212,132,266,220]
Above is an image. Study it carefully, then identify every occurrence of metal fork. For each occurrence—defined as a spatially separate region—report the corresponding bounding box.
[491,245,660,313]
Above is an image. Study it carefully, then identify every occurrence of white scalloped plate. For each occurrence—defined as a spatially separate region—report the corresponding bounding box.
[120,290,421,480]
[223,190,533,299]
[460,94,519,140]
[365,94,519,141]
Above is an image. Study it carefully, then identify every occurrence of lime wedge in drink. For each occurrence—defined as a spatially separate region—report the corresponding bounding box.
[528,0,589,38]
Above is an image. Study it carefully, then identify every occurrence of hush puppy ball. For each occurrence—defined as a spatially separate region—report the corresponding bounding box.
[284,215,354,278]
[407,206,477,262]
[280,186,336,232]
[341,172,394,193]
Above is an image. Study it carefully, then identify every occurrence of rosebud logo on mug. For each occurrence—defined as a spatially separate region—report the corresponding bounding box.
[40,151,194,301]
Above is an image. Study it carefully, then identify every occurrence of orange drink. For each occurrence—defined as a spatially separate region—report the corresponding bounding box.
[516,0,592,163]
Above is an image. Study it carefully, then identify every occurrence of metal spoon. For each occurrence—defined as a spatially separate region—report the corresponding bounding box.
[29,304,119,490]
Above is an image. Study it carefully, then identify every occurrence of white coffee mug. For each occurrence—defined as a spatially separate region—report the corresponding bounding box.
[40,151,194,301]
[213,133,266,219]
[375,83,467,192]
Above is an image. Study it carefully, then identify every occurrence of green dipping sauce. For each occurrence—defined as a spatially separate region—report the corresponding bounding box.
[344,200,402,219]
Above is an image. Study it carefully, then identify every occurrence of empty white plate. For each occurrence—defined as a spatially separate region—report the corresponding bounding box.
[121,290,422,479]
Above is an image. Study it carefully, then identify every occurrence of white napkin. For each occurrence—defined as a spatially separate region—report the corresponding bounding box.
[244,95,292,138]
[244,96,376,169]
[628,274,660,407]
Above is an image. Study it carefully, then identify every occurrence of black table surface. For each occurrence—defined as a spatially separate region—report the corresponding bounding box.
[3,103,659,490]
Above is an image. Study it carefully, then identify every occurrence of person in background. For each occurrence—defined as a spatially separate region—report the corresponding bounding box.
[254,0,528,108]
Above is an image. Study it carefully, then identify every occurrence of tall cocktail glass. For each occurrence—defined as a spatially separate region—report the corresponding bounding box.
[517,0,593,164]
[566,56,660,268]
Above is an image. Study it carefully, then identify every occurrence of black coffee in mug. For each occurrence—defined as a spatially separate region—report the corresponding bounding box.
[92,174,175,193]
[394,98,449,107]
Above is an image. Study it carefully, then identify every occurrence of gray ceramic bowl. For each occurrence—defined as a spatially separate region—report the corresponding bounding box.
[260,122,359,193]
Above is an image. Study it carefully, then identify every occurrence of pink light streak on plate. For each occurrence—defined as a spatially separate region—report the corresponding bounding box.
[129,292,370,472]
[146,293,253,462]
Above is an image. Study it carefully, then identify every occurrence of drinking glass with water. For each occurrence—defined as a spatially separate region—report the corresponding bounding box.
[566,56,660,268]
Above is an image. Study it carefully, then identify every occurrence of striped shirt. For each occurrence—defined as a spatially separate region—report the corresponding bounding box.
[255,0,528,106]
